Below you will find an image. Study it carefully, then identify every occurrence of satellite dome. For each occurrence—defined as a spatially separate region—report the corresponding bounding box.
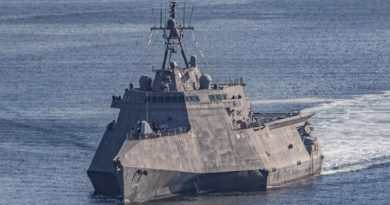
[139,75,152,91]
[199,74,212,89]
[167,19,176,29]
[190,55,197,67]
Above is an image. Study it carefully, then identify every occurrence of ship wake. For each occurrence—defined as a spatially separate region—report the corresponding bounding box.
[302,91,390,174]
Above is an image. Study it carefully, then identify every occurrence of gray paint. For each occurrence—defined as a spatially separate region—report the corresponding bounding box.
[87,1,324,203]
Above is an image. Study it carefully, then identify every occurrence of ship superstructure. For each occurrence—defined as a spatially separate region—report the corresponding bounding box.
[87,1,323,203]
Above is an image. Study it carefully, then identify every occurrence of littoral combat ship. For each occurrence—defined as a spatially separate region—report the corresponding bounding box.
[87,1,324,203]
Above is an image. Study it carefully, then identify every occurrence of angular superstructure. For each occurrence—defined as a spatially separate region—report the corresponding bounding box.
[87,1,324,203]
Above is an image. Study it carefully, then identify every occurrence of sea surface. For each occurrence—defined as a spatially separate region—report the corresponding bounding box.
[0,0,390,204]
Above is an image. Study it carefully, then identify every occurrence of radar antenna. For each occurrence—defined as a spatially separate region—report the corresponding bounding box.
[151,0,194,69]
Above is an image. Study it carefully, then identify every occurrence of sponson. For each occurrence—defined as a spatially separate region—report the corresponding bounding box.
[87,1,324,203]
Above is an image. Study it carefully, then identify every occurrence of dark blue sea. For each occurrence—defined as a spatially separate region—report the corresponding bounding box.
[0,0,389,204]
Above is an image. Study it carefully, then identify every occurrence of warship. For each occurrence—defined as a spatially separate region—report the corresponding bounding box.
[87,1,324,203]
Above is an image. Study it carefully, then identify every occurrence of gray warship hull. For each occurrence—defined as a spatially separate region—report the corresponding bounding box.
[87,1,323,203]
[88,106,323,203]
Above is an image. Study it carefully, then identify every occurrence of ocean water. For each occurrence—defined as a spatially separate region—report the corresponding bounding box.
[0,0,390,204]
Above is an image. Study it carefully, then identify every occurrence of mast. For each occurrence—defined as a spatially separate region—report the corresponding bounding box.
[151,0,194,69]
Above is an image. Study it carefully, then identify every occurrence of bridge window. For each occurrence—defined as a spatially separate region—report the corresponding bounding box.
[209,94,227,102]
[142,94,186,103]
[185,95,200,102]
[128,93,188,104]
[209,95,217,101]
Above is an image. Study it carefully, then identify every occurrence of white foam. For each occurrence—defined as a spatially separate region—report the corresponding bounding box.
[302,91,390,174]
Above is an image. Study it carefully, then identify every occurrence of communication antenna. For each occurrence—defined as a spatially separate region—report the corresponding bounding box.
[183,2,186,27]
[164,5,167,26]
[151,1,194,69]
[188,6,194,26]
[146,92,149,122]
[160,3,162,27]
[152,8,157,26]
